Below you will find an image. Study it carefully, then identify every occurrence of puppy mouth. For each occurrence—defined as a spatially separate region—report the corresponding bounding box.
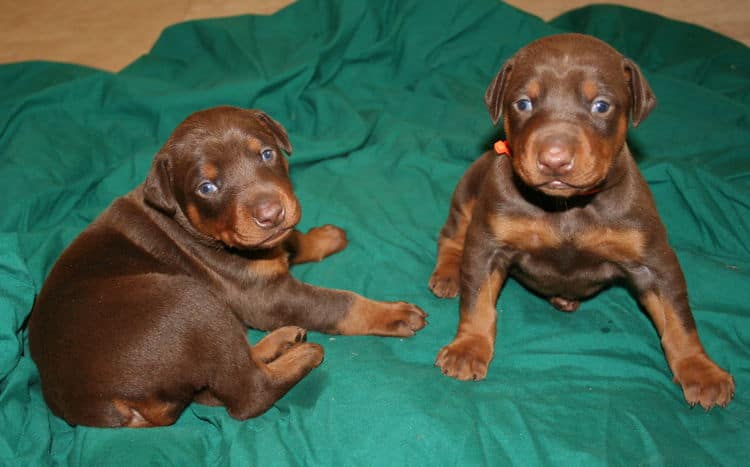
[222,226,294,249]
[515,163,601,197]
[258,226,293,246]
[536,179,602,197]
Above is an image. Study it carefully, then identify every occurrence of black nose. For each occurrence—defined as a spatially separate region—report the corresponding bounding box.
[537,136,575,175]
[252,199,285,229]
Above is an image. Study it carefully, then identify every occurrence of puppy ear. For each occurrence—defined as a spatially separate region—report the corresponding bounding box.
[253,110,293,155]
[143,153,176,215]
[623,58,657,127]
[484,59,514,125]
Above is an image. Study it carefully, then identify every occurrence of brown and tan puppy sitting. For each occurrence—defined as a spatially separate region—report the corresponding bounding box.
[29,106,426,427]
[429,34,734,409]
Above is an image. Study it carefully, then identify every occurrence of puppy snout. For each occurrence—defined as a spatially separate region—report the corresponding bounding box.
[252,198,285,229]
[537,136,575,175]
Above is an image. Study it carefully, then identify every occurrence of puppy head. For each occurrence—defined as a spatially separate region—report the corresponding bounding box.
[485,33,656,198]
[143,106,300,249]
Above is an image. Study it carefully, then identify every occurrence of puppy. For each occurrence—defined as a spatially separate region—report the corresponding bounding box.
[429,34,734,409]
[29,106,426,427]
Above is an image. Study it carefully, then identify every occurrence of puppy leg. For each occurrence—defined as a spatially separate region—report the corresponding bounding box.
[636,252,734,408]
[640,292,734,409]
[285,225,348,264]
[204,330,323,419]
[429,153,493,298]
[115,331,318,420]
[111,399,184,428]
[436,229,505,380]
[429,198,474,298]
[243,277,426,337]
[298,284,427,337]
[237,342,324,419]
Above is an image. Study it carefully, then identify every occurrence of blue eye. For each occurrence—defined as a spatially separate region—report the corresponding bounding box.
[515,98,533,112]
[261,149,274,162]
[198,181,218,196]
[592,100,610,113]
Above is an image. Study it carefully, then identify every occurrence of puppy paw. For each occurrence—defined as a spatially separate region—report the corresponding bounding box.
[252,326,308,363]
[338,300,427,337]
[292,342,325,369]
[378,302,427,336]
[435,335,493,381]
[428,267,460,298]
[307,224,348,260]
[266,342,325,383]
[673,353,735,409]
[549,297,580,312]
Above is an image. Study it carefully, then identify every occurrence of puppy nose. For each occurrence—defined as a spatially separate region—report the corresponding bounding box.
[537,138,574,174]
[252,199,285,229]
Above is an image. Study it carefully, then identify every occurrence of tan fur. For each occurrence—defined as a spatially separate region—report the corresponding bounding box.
[337,296,425,337]
[248,247,289,277]
[527,79,541,99]
[576,227,645,263]
[491,214,645,262]
[435,271,504,381]
[582,80,598,101]
[490,215,562,250]
[202,163,218,180]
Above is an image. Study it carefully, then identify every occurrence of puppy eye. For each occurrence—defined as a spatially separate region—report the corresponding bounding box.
[591,100,611,114]
[260,148,274,162]
[197,181,218,196]
[514,98,533,112]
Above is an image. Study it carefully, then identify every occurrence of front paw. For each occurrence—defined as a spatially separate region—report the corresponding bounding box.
[378,302,427,337]
[308,224,348,259]
[435,334,493,381]
[338,300,427,337]
[673,354,735,409]
[428,267,460,298]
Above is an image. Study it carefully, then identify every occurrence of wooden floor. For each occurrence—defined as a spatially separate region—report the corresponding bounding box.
[1,0,747,72]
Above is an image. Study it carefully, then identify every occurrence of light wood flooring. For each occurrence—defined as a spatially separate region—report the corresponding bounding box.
[1,1,747,72]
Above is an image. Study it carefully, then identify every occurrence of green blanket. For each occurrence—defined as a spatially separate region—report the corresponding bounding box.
[2,0,748,465]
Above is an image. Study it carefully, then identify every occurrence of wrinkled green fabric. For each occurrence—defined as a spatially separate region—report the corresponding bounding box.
[1,1,748,465]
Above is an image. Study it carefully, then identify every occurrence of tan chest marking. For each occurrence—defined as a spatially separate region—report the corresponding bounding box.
[490,215,562,251]
[490,214,645,263]
[247,247,289,277]
[575,227,645,263]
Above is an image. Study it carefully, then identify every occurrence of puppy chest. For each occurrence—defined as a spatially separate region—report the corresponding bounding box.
[491,216,646,295]
[511,247,623,297]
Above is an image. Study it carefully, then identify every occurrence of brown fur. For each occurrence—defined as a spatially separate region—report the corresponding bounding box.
[430,34,733,409]
[28,106,426,427]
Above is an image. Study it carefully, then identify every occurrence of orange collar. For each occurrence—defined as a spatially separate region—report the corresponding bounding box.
[494,140,510,156]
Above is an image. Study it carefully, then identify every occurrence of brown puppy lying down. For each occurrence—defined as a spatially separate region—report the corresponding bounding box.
[430,34,734,409]
[29,106,426,427]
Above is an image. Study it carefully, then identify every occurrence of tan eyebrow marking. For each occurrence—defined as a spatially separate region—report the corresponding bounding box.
[582,80,599,101]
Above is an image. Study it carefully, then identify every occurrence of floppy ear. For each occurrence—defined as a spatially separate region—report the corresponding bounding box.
[484,59,514,125]
[142,153,176,215]
[253,110,293,155]
[623,58,657,127]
